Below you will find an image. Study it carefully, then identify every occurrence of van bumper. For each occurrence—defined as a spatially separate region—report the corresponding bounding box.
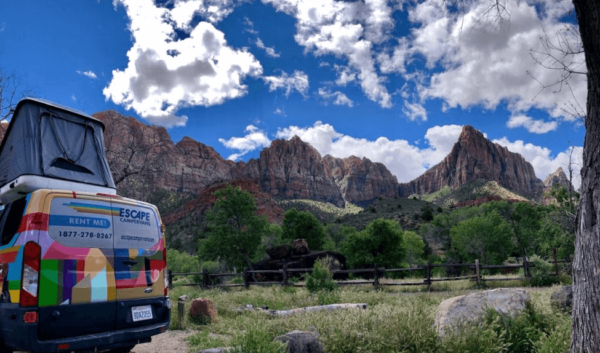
[0,304,170,352]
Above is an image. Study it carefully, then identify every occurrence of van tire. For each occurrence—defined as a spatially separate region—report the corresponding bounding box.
[109,345,136,353]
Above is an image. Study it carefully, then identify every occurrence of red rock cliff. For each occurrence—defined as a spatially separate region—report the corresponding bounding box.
[398,126,545,198]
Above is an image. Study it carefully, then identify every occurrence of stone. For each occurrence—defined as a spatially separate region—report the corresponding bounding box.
[550,285,573,311]
[544,167,574,191]
[189,298,218,324]
[275,330,324,353]
[398,126,545,199]
[196,348,230,353]
[434,288,530,336]
[292,239,309,256]
[267,245,292,260]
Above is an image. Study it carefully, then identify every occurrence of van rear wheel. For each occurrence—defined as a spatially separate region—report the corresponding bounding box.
[109,345,136,353]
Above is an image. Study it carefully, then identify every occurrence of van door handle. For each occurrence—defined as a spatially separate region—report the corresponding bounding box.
[123,260,137,266]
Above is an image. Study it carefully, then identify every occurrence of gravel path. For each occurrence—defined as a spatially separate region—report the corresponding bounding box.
[131,330,194,353]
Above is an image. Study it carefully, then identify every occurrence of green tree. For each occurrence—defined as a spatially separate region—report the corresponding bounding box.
[342,218,405,269]
[450,211,513,265]
[198,185,268,274]
[325,223,357,251]
[403,231,425,267]
[281,208,326,250]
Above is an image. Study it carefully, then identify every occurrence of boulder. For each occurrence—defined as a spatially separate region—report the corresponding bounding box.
[189,298,218,324]
[550,285,573,311]
[275,330,324,353]
[293,239,309,256]
[267,245,292,260]
[434,288,529,336]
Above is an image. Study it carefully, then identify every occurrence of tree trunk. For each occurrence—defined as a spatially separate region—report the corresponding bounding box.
[243,250,258,282]
[571,0,600,351]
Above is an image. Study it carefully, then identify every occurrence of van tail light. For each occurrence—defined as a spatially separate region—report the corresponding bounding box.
[20,242,41,307]
[163,249,168,296]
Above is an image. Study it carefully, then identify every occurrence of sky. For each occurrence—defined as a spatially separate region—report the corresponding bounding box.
[0,0,586,188]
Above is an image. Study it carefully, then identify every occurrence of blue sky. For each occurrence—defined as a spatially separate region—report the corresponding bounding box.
[0,0,586,187]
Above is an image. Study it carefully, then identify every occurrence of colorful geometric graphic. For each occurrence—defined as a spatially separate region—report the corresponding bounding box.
[0,190,166,306]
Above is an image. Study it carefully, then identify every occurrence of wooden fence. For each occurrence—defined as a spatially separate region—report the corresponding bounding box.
[167,253,569,290]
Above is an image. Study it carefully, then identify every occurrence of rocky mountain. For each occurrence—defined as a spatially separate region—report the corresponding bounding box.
[544,167,573,191]
[322,155,399,206]
[237,136,345,207]
[398,126,545,198]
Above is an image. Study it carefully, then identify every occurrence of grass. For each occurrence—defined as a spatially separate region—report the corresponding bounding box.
[167,275,570,353]
[276,199,363,223]
[420,180,529,208]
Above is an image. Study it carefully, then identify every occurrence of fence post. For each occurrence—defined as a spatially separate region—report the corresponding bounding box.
[426,263,432,291]
[282,264,288,286]
[168,270,173,289]
[373,264,379,287]
[243,268,249,289]
[523,256,530,278]
[553,247,559,277]
[178,296,186,326]
[475,259,480,285]
[202,268,209,289]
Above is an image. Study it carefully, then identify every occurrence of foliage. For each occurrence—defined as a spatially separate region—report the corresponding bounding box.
[305,258,337,294]
[256,224,286,261]
[528,255,559,287]
[450,211,513,264]
[403,231,425,267]
[281,208,327,250]
[198,185,268,270]
[230,324,287,353]
[276,199,362,224]
[324,223,357,251]
[166,248,200,273]
[342,218,405,269]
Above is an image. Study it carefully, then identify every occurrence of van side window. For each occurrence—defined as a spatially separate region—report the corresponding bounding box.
[0,198,27,246]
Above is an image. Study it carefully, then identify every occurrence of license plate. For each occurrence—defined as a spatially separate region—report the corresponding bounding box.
[131,305,153,322]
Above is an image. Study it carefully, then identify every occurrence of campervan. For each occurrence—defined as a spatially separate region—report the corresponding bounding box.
[0,99,170,353]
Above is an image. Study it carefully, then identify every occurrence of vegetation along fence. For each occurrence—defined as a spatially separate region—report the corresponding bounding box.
[168,252,570,291]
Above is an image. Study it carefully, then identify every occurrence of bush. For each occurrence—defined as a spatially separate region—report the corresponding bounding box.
[437,206,443,213]
[529,255,559,287]
[305,258,337,294]
[397,204,402,209]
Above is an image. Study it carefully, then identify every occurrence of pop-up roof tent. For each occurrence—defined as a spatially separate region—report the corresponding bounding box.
[0,98,116,204]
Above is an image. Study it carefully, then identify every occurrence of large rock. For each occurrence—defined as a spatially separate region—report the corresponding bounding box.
[550,285,573,311]
[434,288,529,336]
[292,239,310,256]
[322,155,399,206]
[398,126,545,199]
[267,245,292,260]
[544,167,574,191]
[275,330,324,353]
[189,298,218,324]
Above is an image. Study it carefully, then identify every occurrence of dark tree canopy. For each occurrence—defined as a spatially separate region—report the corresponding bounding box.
[281,208,327,250]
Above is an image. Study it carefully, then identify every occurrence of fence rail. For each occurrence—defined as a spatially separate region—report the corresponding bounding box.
[167,250,570,290]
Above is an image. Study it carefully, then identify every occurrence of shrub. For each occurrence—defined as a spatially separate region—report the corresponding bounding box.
[529,255,559,287]
[437,206,443,213]
[397,204,402,209]
[305,258,337,294]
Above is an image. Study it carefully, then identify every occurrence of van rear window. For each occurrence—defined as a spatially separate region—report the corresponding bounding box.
[112,204,160,249]
[48,198,160,249]
[48,198,114,249]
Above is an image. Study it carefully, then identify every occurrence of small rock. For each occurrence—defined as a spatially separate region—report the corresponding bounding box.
[434,288,529,336]
[196,348,230,353]
[275,330,324,353]
[189,298,218,324]
[179,295,188,302]
[551,285,573,311]
[245,304,253,309]
[292,239,309,256]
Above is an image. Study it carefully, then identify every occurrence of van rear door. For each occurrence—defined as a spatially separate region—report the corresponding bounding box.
[111,200,167,330]
[38,193,117,340]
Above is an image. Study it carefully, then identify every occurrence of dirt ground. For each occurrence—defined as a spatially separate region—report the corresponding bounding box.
[131,330,193,353]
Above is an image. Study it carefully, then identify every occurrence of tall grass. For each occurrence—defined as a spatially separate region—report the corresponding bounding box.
[169,283,570,353]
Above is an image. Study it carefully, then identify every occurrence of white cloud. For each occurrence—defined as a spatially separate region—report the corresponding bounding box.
[493,137,583,189]
[243,17,258,34]
[77,70,97,79]
[256,38,281,58]
[317,88,354,107]
[507,115,558,134]
[276,121,463,182]
[406,0,586,122]
[274,107,287,116]
[104,0,262,127]
[263,70,309,97]
[71,95,77,102]
[261,0,394,108]
[402,101,427,121]
[218,124,271,160]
